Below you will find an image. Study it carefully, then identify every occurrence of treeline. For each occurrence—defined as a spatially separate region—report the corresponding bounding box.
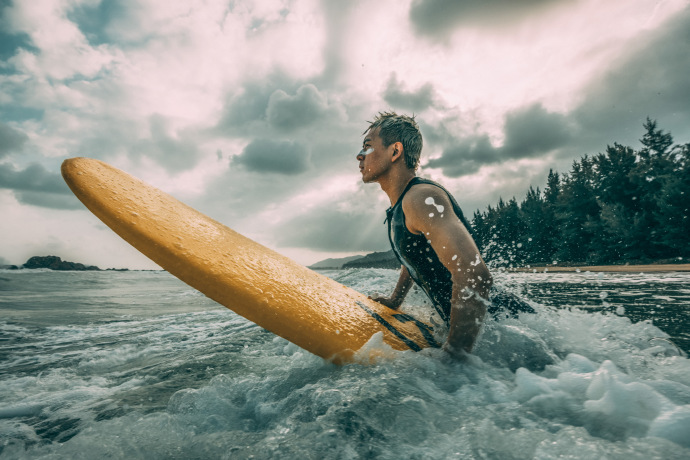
[471,119,690,267]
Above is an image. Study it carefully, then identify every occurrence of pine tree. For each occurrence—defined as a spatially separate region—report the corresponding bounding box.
[520,186,548,264]
[471,119,687,267]
[655,142,690,257]
[629,118,676,259]
[555,156,601,263]
[593,143,640,261]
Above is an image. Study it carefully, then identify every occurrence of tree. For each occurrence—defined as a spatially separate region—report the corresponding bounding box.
[593,143,642,261]
[554,156,602,263]
[654,142,690,257]
[519,186,549,264]
[471,119,687,267]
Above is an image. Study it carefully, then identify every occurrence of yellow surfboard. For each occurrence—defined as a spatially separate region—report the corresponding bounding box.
[61,158,439,364]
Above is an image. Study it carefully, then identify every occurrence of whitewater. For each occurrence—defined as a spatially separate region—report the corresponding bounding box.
[1,268,689,459]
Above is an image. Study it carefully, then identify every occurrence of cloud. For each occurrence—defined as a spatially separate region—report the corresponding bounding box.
[317,1,358,85]
[502,104,572,158]
[267,84,343,132]
[426,104,571,176]
[0,162,80,209]
[232,138,310,175]
[65,0,125,47]
[0,122,28,158]
[277,204,390,252]
[409,0,567,38]
[215,73,303,135]
[382,73,437,112]
[571,7,690,148]
[1,0,688,268]
[136,114,200,173]
[0,24,37,61]
[0,162,68,193]
[217,75,348,137]
[12,190,81,210]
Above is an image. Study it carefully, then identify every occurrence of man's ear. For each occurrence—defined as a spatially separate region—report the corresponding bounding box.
[391,142,404,163]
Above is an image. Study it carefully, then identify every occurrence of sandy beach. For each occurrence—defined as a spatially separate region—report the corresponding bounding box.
[512,264,690,273]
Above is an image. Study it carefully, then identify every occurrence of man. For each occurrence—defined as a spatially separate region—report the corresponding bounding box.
[357,112,501,357]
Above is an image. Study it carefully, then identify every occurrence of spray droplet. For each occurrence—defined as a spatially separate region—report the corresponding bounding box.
[424,197,445,213]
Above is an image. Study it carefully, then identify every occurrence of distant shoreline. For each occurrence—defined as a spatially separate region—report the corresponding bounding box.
[511,264,690,273]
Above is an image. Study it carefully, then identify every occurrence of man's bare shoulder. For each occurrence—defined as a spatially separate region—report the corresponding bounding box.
[401,183,454,234]
[402,183,452,213]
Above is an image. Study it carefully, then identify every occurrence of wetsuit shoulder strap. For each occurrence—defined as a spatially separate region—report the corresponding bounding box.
[384,177,424,223]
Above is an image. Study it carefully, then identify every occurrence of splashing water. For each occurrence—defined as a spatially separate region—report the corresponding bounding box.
[0,269,689,458]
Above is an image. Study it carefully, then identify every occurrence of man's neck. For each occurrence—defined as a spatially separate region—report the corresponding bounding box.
[379,169,417,207]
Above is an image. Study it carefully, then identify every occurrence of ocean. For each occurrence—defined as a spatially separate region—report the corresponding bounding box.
[1,268,689,459]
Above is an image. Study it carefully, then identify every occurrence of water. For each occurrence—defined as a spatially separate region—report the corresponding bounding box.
[1,268,689,459]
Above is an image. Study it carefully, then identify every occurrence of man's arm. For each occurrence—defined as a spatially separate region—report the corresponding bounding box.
[370,265,413,309]
[402,185,493,356]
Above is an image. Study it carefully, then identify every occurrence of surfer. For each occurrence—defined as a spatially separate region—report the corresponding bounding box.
[358,112,532,358]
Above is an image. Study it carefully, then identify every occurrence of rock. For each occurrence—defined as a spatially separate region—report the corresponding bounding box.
[308,255,365,270]
[23,256,101,271]
[341,250,399,269]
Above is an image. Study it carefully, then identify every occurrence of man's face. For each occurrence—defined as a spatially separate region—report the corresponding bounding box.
[357,128,389,183]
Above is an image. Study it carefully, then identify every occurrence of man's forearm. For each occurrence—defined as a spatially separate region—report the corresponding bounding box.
[388,266,413,307]
[446,286,488,353]
[373,266,413,309]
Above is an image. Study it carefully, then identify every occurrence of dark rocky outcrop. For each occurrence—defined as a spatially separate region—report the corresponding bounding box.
[341,250,399,269]
[23,256,101,271]
[308,255,365,270]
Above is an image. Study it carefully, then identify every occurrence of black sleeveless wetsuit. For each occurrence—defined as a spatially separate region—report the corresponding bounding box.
[386,177,534,324]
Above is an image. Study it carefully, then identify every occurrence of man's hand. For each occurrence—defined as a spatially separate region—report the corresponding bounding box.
[369,294,402,309]
[442,341,469,360]
[369,265,413,310]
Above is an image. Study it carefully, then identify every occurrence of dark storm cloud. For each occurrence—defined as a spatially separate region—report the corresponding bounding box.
[0,162,68,193]
[216,73,299,133]
[426,7,690,179]
[502,104,572,158]
[232,138,310,175]
[426,104,571,176]
[266,84,340,132]
[571,7,690,148]
[13,190,81,209]
[277,205,390,252]
[409,0,566,38]
[382,73,437,112]
[0,122,28,158]
[0,162,80,209]
[217,77,346,139]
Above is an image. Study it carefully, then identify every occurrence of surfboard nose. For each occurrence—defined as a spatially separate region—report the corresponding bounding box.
[61,157,83,183]
[61,157,86,178]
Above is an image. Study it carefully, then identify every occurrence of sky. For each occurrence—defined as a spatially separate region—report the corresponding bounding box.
[1,0,689,269]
